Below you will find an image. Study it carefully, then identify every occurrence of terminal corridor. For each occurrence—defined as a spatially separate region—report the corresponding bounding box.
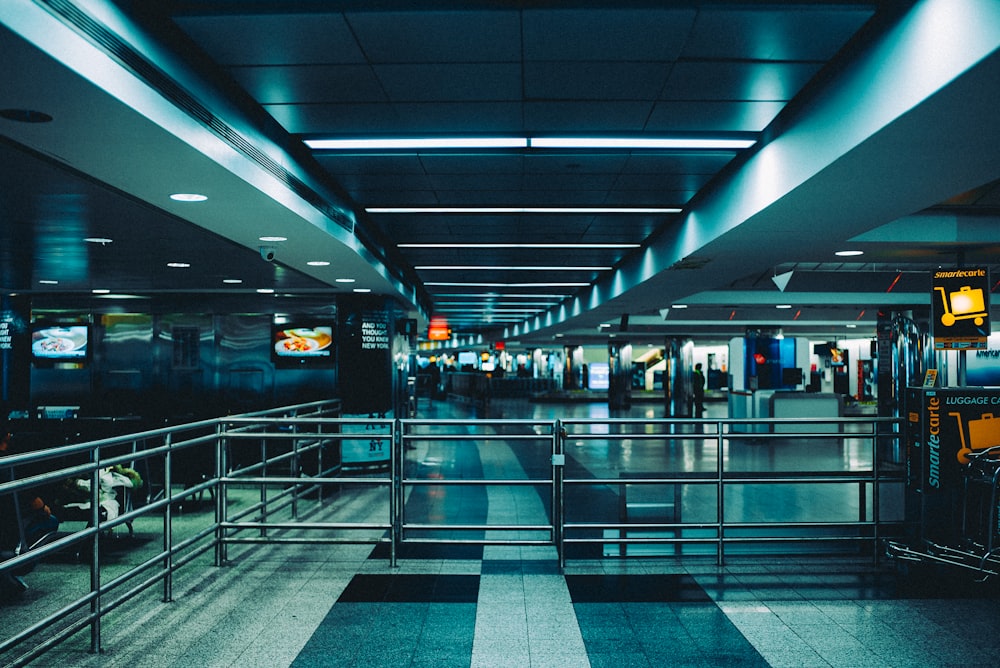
[4,398,995,668]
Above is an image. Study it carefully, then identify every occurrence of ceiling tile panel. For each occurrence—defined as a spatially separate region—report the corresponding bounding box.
[663,61,825,101]
[524,62,671,101]
[375,63,522,102]
[175,13,364,65]
[229,65,386,104]
[524,154,630,174]
[263,103,402,134]
[646,100,785,132]
[419,154,524,176]
[315,154,427,177]
[388,102,523,133]
[522,8,696,61]
[622,153,740,175]
[525,101,655,132]
[345,11,521,63]
[683,7,875,61]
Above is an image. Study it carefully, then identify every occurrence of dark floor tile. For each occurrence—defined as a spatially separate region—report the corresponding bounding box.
[369,542,484,560]
[337,574,479,603]
[565,574,711,603]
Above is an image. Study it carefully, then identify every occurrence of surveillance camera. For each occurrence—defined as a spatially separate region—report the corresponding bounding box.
[260,246,276,262]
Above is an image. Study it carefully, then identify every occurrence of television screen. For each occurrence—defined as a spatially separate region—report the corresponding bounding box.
[31,324,88,362]
[272,323,334,365]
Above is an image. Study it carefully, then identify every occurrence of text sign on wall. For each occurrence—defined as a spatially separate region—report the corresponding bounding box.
[932,267,990,349]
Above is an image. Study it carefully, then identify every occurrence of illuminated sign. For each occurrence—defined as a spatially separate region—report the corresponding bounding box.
[428,317,451,341]
[932,267,990,349]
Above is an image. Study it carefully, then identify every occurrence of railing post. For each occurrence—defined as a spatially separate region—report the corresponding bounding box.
[717,418,725,567]
[215,421,227,567]
[554,419,565,571]
[163,431,174,601]
[391,418,401,568]
[89,445,102,654]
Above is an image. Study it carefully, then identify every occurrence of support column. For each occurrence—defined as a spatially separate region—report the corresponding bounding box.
[608,340,632,411]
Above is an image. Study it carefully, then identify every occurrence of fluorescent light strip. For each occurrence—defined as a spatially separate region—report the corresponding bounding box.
[307,136,755,151]
[434,293,569,298]
[435,301,562,307]
[368,207,680,214]
[530,137,756,150]
[400,243,640,249]
[305,137,527,150]
[426,282,589,288]
[416,265,611,271]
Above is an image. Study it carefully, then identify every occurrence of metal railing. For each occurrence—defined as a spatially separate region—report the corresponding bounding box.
[1,406,904,666]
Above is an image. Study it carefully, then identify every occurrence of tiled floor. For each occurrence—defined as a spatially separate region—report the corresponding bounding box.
[5,397,1000,667]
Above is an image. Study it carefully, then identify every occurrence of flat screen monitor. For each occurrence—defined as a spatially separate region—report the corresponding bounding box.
[31,323,89,364]
[272,322,335,366]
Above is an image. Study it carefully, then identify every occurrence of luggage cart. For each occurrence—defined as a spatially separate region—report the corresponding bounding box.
[886,444,1000,579]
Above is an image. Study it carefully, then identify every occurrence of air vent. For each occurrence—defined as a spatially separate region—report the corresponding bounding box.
[40,0,353,233]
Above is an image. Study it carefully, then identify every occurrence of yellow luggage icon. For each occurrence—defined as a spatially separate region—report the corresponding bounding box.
[951,411,1000,464]
[936,285,987,327]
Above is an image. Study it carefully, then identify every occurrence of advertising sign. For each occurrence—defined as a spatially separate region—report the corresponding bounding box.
[907,387,1000,543]
[931,267,990,349]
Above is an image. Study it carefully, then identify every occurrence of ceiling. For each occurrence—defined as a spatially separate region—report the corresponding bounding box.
[1,0,999,347]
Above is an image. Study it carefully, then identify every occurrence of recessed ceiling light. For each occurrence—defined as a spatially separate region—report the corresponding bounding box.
[335,278,356,283]
[167,262,190,268]
[84,237,113,244]
[671,304,688,309]
[776,304,793,309]
[92,289,110,294]
[39,280,58,285]
[0,108,53,123]
[169,193,208,202]
[256,288,275,294]
[223,279,243,284]
[307,260,331,266]
[353,288,371,293]
[835,250,864,256]
[259,236,287,242]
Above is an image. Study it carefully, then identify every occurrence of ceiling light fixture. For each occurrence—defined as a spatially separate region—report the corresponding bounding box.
[92,289,110,294]
[166,262,191,268]
[256,288,274,294]
[426,282,589,287]
[835,250,864,256]
[776,304,793,309]
[259,236,288,242]
[223,279,242,284]
[399,243,640,249]
[306,136,755,151]
[307,261,331,266]
[369,207,680,214]
[335,278,356,283]
[39,280,58,285]
[84,237,113,244]
[415,265,612,271]
[305,137,528,150]
[169,193,208,202]
[530,137,756,150]
[353,288,372,293]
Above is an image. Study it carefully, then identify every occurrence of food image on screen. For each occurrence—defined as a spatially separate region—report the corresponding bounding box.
[32,326,88,359]
[274,327,333,357]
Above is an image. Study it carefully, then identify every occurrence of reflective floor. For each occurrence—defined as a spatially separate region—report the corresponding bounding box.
[6,397,1000,667]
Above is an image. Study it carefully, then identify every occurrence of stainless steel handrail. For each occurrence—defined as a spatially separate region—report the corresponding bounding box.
[2,405,904,666]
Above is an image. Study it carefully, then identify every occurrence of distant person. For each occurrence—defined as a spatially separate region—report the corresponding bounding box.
[692,363,706,414]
